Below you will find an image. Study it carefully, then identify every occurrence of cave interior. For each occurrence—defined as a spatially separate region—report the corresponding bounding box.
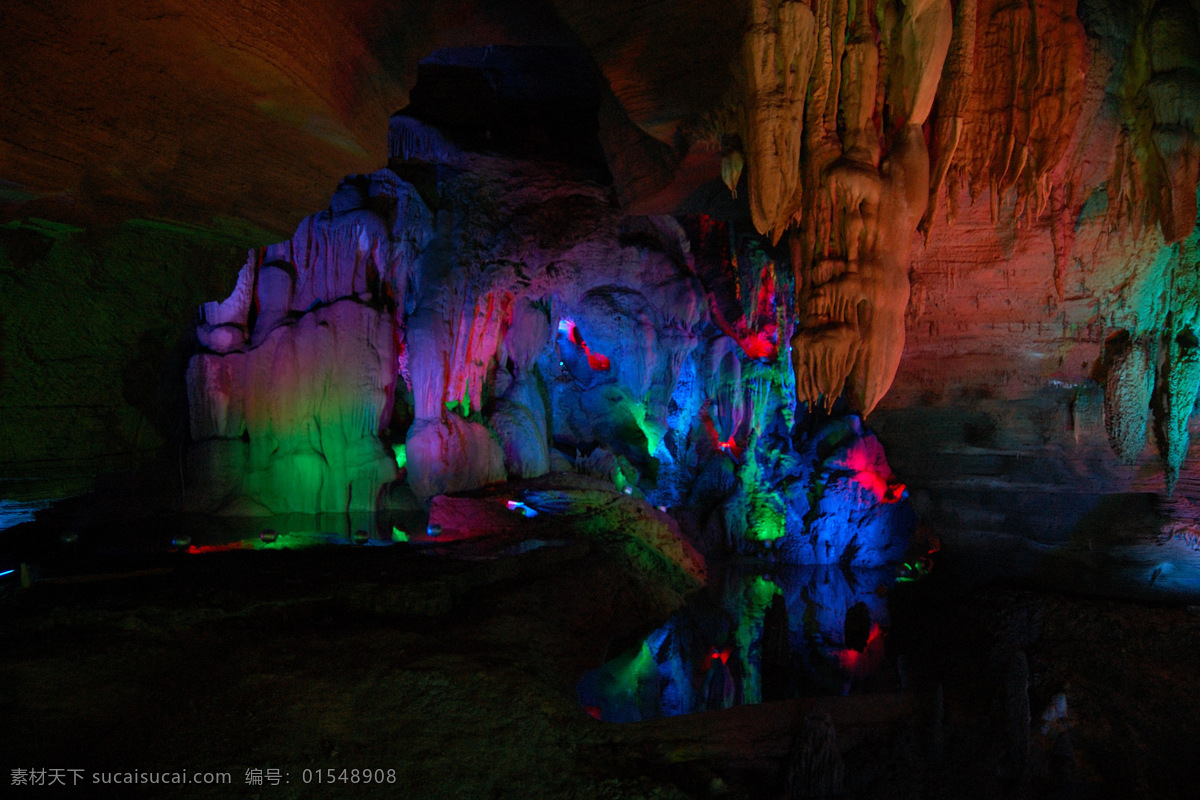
[3,1,1200,797]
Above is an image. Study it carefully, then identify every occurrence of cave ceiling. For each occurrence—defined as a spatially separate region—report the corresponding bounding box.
[0,0,743,235]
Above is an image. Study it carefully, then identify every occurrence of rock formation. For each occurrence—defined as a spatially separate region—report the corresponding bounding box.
[186,170,427,513]
[6,0,1200,589]
[705,0,950,417]
[180,44,917,585]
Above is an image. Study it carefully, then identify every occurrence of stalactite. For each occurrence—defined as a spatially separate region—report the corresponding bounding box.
[1146,0,1200,243]
[745,360,777,434]
[1106,129,1148,242]
[447,290,514,414]
[737,0,817,243]
[1022,2,1088,217]
[1103,332,1156,464]
[1049,183,1076,300]
[721,150,745,197]
[706,336,746,441]
[1155,235,1200,493]
[388,115,461,165]
[786,0,949,417]
[886,0,955,129]
[839,0,880,166]
[912,0,1090,290]
[1159,326,1200,494]
[922,0,976,236]
[1104,0,1200,244]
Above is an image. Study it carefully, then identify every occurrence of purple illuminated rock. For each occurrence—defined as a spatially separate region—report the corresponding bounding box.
[491,373,551,480]
[186,170,427,514]
[406,415,506,503]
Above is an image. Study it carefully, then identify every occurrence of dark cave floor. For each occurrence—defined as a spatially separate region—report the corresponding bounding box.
[2,512,1199,800]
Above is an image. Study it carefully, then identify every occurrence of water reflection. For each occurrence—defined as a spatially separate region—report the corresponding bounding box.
[577,562,895,722]
[0,499,58,533]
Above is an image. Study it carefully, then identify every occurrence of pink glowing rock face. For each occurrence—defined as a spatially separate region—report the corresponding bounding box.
[187,171,429,514]
[405,414,506,502]
[827,435,906,506]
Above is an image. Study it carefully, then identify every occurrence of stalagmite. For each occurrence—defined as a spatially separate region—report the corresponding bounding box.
[786,711,845,798]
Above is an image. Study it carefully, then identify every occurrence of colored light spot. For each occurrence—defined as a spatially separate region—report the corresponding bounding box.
[586,351,611,371]
[749,575,780,606]
[897,556,932,582]
[186,542,250,554]
[738,329,778,359]
[705,261,779,360]
[505,500,538,517]
[751,510,786,542]
[445,379,472,417]
[701,410,742,459]
[393,443,407,470]
[836,623,884,672]
[558,318,611,371]
[843,438,904,503]
[392,526,409,542]
[0,569,14,578]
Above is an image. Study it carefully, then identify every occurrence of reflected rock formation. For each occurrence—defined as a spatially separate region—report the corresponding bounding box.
[577,564,896,721]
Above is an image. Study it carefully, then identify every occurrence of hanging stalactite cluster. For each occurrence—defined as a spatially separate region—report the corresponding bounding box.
[712,0,951,416]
